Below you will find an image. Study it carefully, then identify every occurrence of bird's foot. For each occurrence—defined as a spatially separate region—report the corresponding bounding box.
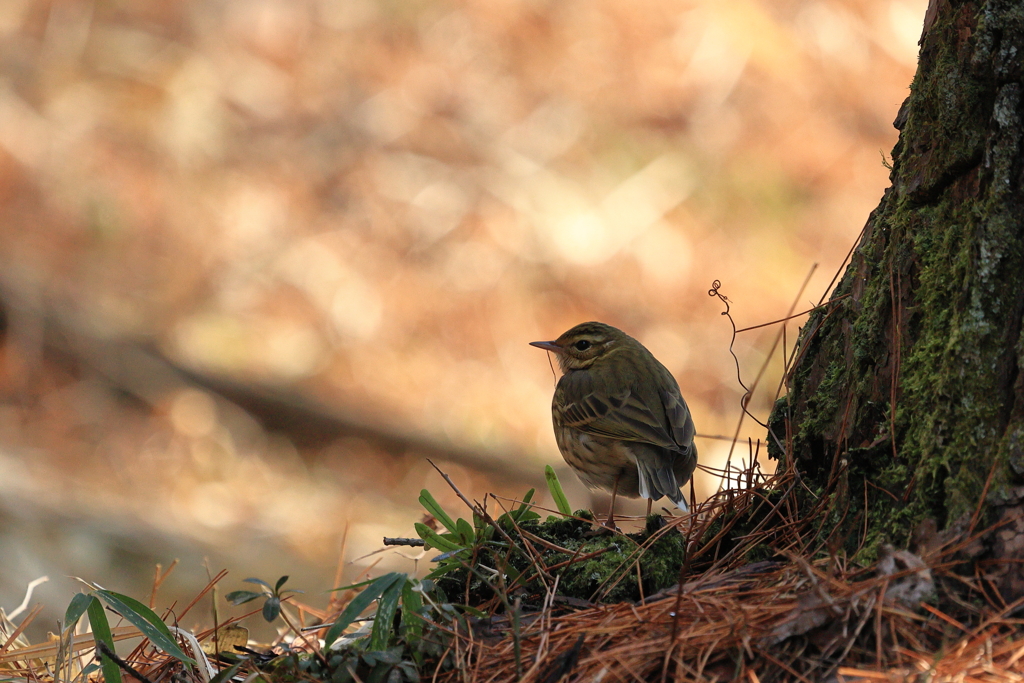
[584,516,620,536]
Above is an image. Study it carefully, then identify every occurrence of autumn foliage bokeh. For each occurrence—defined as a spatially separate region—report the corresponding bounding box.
[0,0,923,634]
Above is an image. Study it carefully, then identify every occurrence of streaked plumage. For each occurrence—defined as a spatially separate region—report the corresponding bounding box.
[530,322,697,515]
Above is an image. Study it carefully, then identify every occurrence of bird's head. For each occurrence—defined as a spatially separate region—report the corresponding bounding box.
[529,321,629,372]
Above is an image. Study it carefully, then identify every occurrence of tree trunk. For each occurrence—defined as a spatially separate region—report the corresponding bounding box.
[769,0,1024,585]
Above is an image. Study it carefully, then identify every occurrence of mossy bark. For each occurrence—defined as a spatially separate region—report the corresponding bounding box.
[769,0,1024,562]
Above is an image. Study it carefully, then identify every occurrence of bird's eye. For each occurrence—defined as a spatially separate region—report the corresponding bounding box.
[574,340,591,351]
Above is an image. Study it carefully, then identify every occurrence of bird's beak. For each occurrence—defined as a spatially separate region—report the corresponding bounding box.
[529,340,562,353]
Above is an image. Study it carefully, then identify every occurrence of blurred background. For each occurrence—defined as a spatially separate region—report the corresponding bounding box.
[0,0,922,640]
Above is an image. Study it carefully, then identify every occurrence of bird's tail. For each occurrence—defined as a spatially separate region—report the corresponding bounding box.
[662,483,688,513]
[635,453,690,513]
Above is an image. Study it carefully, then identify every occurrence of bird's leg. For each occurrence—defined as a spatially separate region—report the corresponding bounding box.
[605,474,620,528]
[646,498,653,517]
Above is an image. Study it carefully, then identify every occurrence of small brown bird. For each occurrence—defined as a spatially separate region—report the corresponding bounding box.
[531,322,697,526]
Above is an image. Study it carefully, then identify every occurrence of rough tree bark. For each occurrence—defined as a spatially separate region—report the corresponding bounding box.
[768,0,1024,593]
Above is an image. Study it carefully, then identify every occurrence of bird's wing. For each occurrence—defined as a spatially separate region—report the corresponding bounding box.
[558,387,679,449]
[661,388,696,448]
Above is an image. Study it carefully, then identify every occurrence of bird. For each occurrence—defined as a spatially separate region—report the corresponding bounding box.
[530,322,697,527]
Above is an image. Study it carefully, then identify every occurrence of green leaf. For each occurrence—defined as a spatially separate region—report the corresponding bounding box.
[64,593,94,633]
[209,659,246,683]
[507,488,536,522]
[454,604,488,618]
[243,578,273,591]
[274,576,289,592]
[431,548,470,563]
[512,509,541,523]
[472,511,494,539]
[521,488,535,506]
[332,663,355,683]
[414,523,462,552]
[323,573,406,649]
[454,518,475,545]
[400,582,423,643]
[368,577,405,651]
[262,596,281,622]
[545,466,572,516]
[87,596,121,683]
[418,490,457,533]
[330,577,377,592]
[399,660,418,681]
[93,590,194,665]
[365,662,389,683]
[225,590,264,605]
[424,563,464,580]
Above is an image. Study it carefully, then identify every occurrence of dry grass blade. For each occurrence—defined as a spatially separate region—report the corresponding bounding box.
[0,625,143,666]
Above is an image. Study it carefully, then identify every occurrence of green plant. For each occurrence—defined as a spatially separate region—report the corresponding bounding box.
[226,576,328,668]
[62,588,195,683]
[226,576,304,622]
[545,465,573,517]
[298,573,478,682]
[414,488,541,582]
